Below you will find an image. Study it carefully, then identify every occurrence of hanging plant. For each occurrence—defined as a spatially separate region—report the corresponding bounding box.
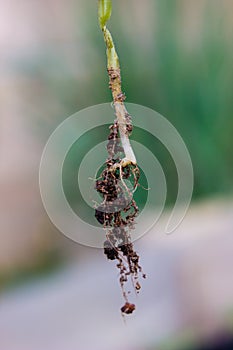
[95,0,146,315]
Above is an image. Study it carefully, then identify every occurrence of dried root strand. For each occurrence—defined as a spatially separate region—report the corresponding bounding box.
[95,119,145,315]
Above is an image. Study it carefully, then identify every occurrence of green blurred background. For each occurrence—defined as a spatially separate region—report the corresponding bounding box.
[21,0,233,199]
[0,1,233,349]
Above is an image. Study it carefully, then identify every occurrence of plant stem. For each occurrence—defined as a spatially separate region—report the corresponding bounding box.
[98,0,137,166]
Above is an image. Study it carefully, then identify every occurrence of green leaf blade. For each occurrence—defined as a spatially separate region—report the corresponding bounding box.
[98,0,112,29]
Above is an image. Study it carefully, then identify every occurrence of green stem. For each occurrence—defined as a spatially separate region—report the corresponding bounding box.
[98,0,137,166]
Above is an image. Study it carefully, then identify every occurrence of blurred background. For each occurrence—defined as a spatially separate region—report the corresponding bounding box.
[0,0,233,349]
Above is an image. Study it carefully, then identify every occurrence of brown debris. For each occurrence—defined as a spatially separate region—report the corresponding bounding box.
[121,302,136,314]
[94,118,146,315]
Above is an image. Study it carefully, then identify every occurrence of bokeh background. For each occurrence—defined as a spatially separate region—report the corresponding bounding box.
[0,0,233,349]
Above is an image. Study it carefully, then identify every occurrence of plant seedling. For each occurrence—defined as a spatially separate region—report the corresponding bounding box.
[96,0,146,315]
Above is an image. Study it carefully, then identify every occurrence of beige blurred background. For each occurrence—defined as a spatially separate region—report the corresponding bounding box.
[0,1,233,349]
